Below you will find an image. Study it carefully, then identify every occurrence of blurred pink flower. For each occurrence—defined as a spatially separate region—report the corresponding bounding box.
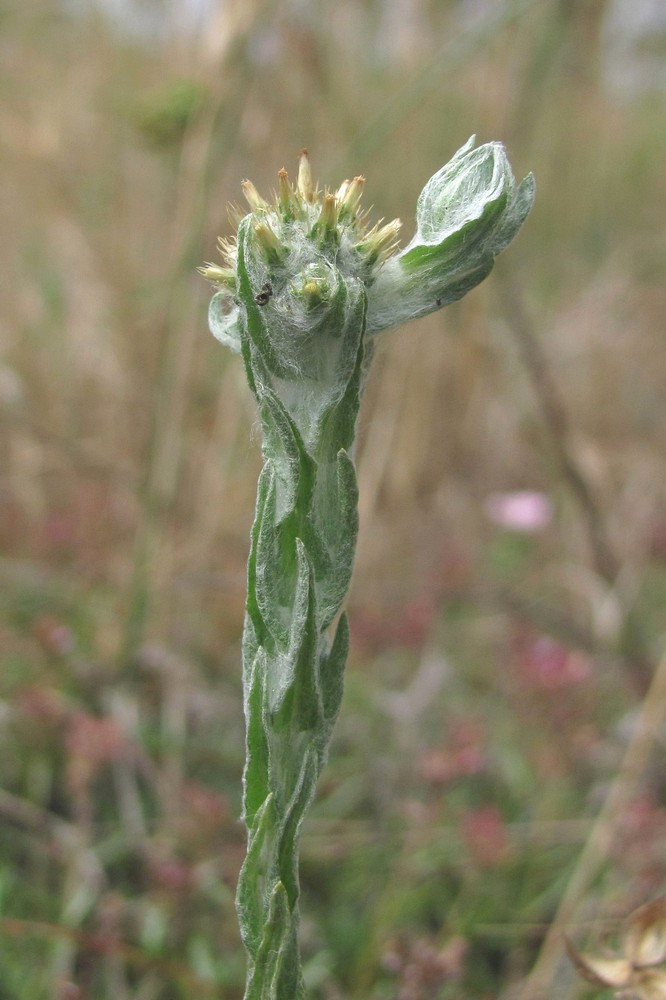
[350,597,435,653]
[418,717,487,786]
[65,712,130,800]
[461,805,509,868]
[484,490,553,533]
[32,614,75,656]
[517,634,592,690]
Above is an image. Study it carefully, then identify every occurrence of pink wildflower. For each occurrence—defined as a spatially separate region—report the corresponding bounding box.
[484,490,553,533]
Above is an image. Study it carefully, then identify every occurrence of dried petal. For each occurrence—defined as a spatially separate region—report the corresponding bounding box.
[565,939,632,988]
[633,968,666,1000]
[358,218,402,265]
[623,898,666,968]
[253,220,285,260]
[315,193,338,240]
[198,263,235,288]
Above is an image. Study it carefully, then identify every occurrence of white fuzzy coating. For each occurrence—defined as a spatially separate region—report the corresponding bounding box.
[211,201,371,360]
[209,291,241,352]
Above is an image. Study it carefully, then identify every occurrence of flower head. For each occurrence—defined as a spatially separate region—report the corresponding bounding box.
[201,140,533,352]
[200,148,401,353]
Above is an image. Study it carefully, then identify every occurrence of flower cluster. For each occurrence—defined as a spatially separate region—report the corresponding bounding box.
[200,148,401,354]
[201,138,534,353]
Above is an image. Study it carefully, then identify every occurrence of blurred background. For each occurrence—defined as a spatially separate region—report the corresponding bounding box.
[1,0,665,997]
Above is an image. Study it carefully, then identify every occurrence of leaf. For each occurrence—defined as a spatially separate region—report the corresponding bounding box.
[318,450,358,628]
[236,793,275,955]
[315,286,367,457]
[321,612,349,724]
[254,465,290,648]
[259,385,315,522]
[242,650,270,824]
[411,138,509,248]
[489,171,536,256]
[365,138,534,335]
[245,463,274,648]
[236,217,285,379]
[245,880,293,1000]
[276,745,319,908]
[270,539,320,730]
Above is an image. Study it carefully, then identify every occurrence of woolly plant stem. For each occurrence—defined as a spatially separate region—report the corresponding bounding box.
[201,142,534,1000]
[235,221,366,998]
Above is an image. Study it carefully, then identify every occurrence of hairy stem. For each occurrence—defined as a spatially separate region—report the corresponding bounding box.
[234,217,366,997]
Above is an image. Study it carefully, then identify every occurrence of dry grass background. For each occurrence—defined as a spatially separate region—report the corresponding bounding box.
[1,1,665,998]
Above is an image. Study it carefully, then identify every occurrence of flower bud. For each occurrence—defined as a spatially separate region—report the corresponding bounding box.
[253,220,285,261]
[297,148,314,202]
[198,263,235,288]
[314,193,339,243]
[337,175,365,219]
[365,137,534,334]
[241,179,268,213]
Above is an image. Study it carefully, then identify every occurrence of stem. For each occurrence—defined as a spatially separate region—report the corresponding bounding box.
[234,219,366,998]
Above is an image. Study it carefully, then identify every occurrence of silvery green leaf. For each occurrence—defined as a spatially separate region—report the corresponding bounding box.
[317,450,358,628]
[248,884,305,1000]
[236,793,274,954]
[365,138,534,334]
[270,539,318,724]
[242,649,270,824]
[321,612,349,724]
[253,464,290,647]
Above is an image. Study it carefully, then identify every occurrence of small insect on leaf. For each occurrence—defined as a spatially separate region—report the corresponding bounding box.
[255,281,273,306]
